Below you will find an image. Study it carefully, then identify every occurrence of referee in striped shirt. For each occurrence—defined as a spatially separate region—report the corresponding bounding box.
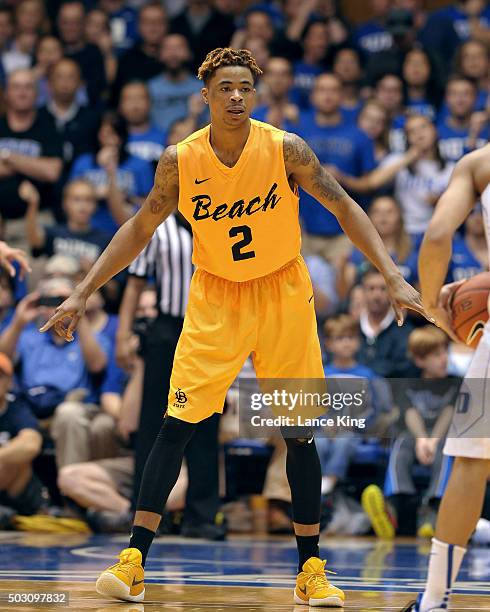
[117,212,225,540]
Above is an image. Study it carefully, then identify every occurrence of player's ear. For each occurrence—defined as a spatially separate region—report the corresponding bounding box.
[201,87,208,105]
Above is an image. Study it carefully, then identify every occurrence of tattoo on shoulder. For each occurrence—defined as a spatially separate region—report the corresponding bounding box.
[149,146,178,215]
[283,132,315,166]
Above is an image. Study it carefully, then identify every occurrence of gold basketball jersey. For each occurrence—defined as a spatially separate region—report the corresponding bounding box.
[176,119,301,282]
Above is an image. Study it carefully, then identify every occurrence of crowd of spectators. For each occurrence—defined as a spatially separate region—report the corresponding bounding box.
[0,0,488,539]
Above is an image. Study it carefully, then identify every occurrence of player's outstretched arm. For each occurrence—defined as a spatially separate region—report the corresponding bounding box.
[39,146,179,341]
[283,132,428,324]
[418,154,477,338]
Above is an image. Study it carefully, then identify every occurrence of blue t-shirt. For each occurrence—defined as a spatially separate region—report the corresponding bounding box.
[438,90,488,122]
[0,392,39,447]
[353,22,392,55]
[291,61,323,110]
[407,98,436,121]
[340,102,363,124]
[296,111,376,235]
[148,74,202,132]
[70,153,154,234]
[17,326,92,395]
[430,5,490,42]
[108,6,138,54]
[127,126,167,165]
[437,118,489,162]
[324,364,376,379]
[447,236,484,283]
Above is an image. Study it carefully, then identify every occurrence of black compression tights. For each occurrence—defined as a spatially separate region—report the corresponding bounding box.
[136,416,197,514]
[284,436,322,525]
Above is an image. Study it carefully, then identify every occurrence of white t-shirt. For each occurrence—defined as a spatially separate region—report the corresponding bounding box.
[381,154,455,235]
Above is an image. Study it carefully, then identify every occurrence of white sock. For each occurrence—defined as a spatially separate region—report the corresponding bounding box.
[321,476,336,495]
[419,538,466,611]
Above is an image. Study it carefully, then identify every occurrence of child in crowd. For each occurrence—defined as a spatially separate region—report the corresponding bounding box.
[362,326,460,539]
[319,314,378,496]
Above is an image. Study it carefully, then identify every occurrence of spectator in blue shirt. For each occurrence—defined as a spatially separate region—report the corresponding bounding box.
[148,34,202,133]
[373,73,407,153]
[252,57,299,129]
[402,48,442,121]
[453,40,489,113]
[0,277,108,468]
[353,0,392,56]
[297,73,376,263]
[448,206,487,283]
[70,111,154,235]
[119,81,166,169]
[332,47,364,124]
[427,0,490,45]
[437,75,489,162]
[291,20,332,110]
[0,352,44,522]
[357,99,391,162]
[338,196,419,299]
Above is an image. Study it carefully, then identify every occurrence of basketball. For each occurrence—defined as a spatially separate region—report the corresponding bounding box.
[451,272,490,348]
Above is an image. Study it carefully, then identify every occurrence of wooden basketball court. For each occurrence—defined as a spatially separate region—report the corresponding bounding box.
[0,533,489,610]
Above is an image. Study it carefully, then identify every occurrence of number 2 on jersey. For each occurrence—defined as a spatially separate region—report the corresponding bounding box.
[229,225,256,261]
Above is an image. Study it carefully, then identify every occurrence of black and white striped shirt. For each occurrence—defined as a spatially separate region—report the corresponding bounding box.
[128,214,193,318]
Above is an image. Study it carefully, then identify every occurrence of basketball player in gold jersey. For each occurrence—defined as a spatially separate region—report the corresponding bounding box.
[40,49,427,607]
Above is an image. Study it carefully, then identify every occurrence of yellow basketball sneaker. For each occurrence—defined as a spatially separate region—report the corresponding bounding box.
[294,557,345,607]
[361,484,396,539]
[95,548,145,602]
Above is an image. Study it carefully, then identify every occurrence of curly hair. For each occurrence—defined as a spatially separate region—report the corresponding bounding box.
[197,48,263,84]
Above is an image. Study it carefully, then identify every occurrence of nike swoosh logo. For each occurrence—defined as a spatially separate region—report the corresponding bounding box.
[195,177,211,184]
[298,585,307,595]
[132,578,144,586]
[467,320,485,344]
[308,294,313,303]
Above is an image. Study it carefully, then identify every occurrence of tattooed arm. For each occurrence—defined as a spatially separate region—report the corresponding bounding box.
[283,132,427,323]
[39,147,179,339]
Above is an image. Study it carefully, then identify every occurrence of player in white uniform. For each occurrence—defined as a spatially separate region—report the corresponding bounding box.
[409,144,490,612]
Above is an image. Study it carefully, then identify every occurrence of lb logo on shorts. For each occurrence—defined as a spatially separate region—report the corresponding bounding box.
[173,388,188,408]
